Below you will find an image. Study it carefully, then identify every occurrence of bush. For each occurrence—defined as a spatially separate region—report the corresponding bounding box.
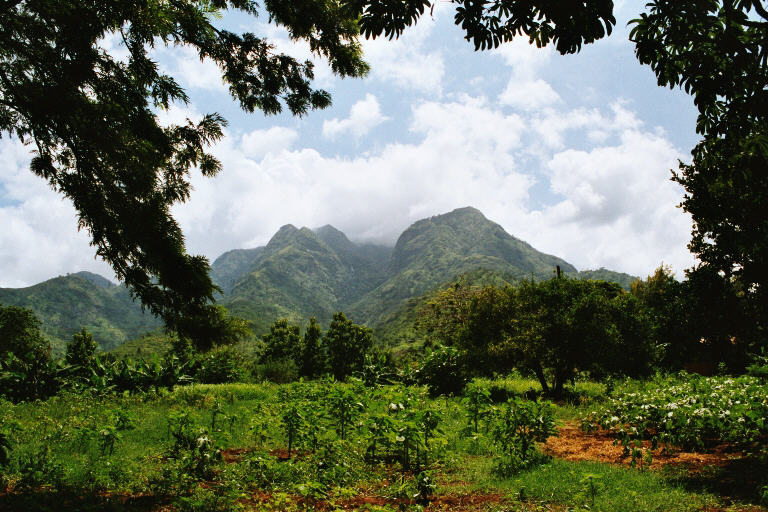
[491,397,556,476]
[416,344,467,397]
[193,346,248,384]
[256,358,299,384]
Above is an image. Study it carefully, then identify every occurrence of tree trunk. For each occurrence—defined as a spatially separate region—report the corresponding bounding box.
[534,364,550,395]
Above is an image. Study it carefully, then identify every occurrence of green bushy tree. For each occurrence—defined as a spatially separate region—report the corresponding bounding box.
[324,312,372,381]
[298,317,326,378]
[65,327,99,367]
[261,318,301,364]
[0,304,58,401]
[501,277,653,396]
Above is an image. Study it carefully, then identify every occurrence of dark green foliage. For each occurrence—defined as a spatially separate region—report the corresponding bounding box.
[0,304,49,359]
[65,327,98,369]
[261,318,301,364]
[0,429,11,468]
[175,305,252,353]
[298,317,326,378]
[462,381,493,435]
[420,277,655,395]
[193,346,248,384]
[630,1,768,336]
[352,0,615,54]
[503,277,654,395]
[326,387,364,441]
[324,312,373,381]
[415,344,467,397]
[256,358,299,384]
[0,304,58,401]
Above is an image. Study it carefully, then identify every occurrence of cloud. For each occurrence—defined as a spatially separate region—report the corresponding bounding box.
[241,126,299,158]
[0,138,115,287]
[322,94,389,139]
[156,45,227,93]
[499,78,560,111]
[495,38,561,111]
[168,92,692,280]
[361,18,445,94]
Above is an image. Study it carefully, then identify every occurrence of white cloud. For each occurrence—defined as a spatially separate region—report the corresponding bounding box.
[322,94,389,139]
[361,18,445,94]
[157,45,227,93]
[494,37,556,77]
[499,78,560,111]
[0,138,115,287]
[169,93,692,281]
[495,38,561,111]
[155,103,204,127]
[241,126,299,158]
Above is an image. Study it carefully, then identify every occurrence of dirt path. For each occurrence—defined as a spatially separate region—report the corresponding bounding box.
[544,422,746,471]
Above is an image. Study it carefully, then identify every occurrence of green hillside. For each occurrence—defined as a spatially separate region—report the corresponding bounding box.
[0,272,160,354]
[349,207,578,327]
[222,224,387,335]
[573,268,638,290]
[211,247,265,294]
[1,207,641,354]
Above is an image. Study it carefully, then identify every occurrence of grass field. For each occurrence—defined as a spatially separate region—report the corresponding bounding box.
[1,375,766,512]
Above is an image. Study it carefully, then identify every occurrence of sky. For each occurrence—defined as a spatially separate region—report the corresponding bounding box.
[0,0,701,288]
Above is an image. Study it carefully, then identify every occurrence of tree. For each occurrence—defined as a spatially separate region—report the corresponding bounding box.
[298,316,325,378]
[0,1,617,347]
[65,327,99,380]
[490,278,653,396]
[176,304,251,352]
[0,304,57,401]
[0,304,48,359]
[261,318,301,363]
[630,1,768,337]
[324,311,372,381]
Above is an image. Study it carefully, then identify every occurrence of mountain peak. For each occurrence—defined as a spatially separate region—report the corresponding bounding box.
[314,224,355,251]
[444,206,484,217]
[70,271,115,288]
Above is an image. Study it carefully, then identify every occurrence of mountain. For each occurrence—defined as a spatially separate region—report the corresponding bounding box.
[2,206,640,352]
[572,268,638,290]
[0,273,160,354]
[211,247,265,294]
[348,207,577,327]
[219,224,390,334]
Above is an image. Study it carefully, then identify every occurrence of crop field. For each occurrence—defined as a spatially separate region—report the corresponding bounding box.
[1,373,767,512]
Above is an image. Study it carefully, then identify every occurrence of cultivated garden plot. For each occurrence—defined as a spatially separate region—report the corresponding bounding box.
[1,374,767,512]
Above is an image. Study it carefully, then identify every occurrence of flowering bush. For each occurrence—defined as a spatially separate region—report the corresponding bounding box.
[581,373,768,451]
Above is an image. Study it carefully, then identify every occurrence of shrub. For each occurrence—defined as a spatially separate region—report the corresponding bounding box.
[491,398,556,476]
[194,346,248,384]
[416,344,467,397]
[257,359,299,384]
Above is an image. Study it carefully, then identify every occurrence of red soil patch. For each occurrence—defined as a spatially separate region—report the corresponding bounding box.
[544,422,744,471]
[221,447,252,463]
[243,490,510,511]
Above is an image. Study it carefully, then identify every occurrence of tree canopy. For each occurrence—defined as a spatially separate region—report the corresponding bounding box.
[630,1,768,334]
[0,1,618,349]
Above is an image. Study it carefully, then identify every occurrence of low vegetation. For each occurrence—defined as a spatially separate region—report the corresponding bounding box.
[2,268,767,511]
[0,374,765,511]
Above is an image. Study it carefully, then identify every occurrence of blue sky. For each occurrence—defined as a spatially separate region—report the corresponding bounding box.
[0,0,700,287]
